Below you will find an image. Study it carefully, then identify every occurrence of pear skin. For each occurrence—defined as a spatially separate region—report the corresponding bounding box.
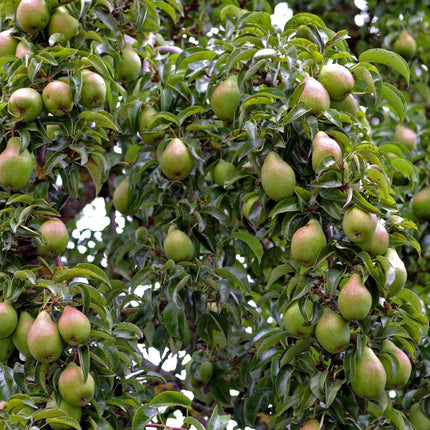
[337,273,372,320]
[357,222,389,256]
[58,307,91,346]
[409,403,430,430]
[160,138,193,181]
[46,396,82,430]
[138,106,165,144]
[315,308,350,353]
[351,346,386,399]
[291,219,327,266]
[112,177,132,215]
[300,420,320,430]
[342,206,377,242]
[0,302,18,339]
[0,336,14,363]
[16,0,50,33]
[37,219,69,257]
[12,311,35,358]
[319,63,354,101]
[330,94,358,115]
[381,340,411,388]
[283,301,314,337]
[213,160,235,187]
[163,227,194,262]
[412,187,430,219]
[118,44,141,84]
[261,152,296,201]
[393,29,416,60]
[394,125,416,150]
[58,363,95,407]
[299,76,330,114]
[211,75,241,121]
[311,131,342,171]
[384,248,407,296]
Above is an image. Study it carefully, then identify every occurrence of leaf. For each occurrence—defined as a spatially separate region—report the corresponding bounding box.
[267,264,295,288]
[78,111,118,131]
[207,405,231,430]
[148,391,191,409]
[359,48,410,84]
[132,406,158,430]
[381,83,406,122]
[54,263,110,285]
[232,231,264,263]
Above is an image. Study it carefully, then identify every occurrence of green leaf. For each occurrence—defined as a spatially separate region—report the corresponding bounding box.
[381,83,406,122]
[148,391,191,409]
[232,231,264,263]
[207,405,231,430]
[54,263,110,286]
[78,111,119,131]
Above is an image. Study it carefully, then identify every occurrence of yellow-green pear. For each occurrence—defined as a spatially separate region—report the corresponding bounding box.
[12,311,35,358]
[118,44,141,84]
[213,160,235,187]
[79,70,106,109]
[394,125,416,150]
[211,75,240,121]
[342,206,377,243]
[299,76,330,114]
[381,339,411,388]
[409,403,430,430]
[58,363,95,407]
[300,420,320,430]
[163,227,194,262]
[160,138,193,181]
[412,187,430,219]
[8,87,43,122]
[393,29,416,60]
[0,337,14,363]
[351,346,386,399]
[47,6,79,42]
[46,396,82,430]
[283,301,314,337]
[337,273,372,320]
[36,219,69,257]
[138,106,165,144]
[261,152,296,201]
[357,221,389,256]
[0,30,18,57]
[112,177,133,215]
[0,302,18,339]
[311,131,342,171]
[330,94,358,115]
[384,247,407,296]
[16,0,50,33]
[315,308,350,353]
[198,361,213,384]
[291,219,326,266]
[58,307,91,346]
[319,63,354,101]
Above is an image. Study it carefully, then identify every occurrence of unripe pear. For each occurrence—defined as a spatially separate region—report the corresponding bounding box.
[0,302,18,339]
[46,396,82,430]
[381,339,411,388]
[261,152,296,201]
[384,247,407,296]
[79,70,106,109]
[58,307,91,346]
[351,346,386,399]
[393,29,416,60]
[299,76,330,114]
[330,94,358,115]
[394,125,416,150]
[337,273,372,320]
[357,221,389,256]
[27,310,62,363]
[409,403,430,430]
[311,131,342,171]
[163,227,194,262]
[16,0,50,33]
[315,308,350,353]
[48,6,79,42]
[0,30,18,57]
[300,420,320,430]
[0,336,14,363]
[160,138,193,181]
[291,219,327,266]
[112,177,132,215]
[58,363,95,407]
[282,301,314,337]
[0,137,34,191]
[342,206,377,243]
[412,187,430,219]
[118,44,141,84]
[211,75,241,121]
[12,311,35,358]
[36,219,69,257]
[198,361,213,384]
[42,80,73,116]
[319,63,354,101]
[138,106,165,144]
[8,87,43,122]
[213,160,235,187]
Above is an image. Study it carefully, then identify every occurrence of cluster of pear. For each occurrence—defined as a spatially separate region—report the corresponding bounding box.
[0,302,93,428]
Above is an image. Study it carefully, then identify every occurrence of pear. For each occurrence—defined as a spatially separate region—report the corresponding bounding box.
[36,219,69,257]
[0,337,14,363]
[79,70,106,109]
[381,339,411,388]
[42,80,73,116]
[342,206,377,243]
[0,302,18,339]
[319,63,354,101]
[27,310,62,363]
[112,177,132,215]
[118,44,141,84]
[211,75,241,121]
[357,221,389,256]
[393,29,416,60]
[315,308,350,353]
[291,219,327,266]
[58,363,95,407]
[12,311,35,358]
[138,106,165,144]
[58,307,91,346]
[330,94,358,115]
[0,137,34,191]
[160,138,193,181]
[409,403,430,430]
[300,420,320,430]
[198,361,213,384]
[16,0,50,33]
[8,87,43,122]
[394,124,416,150]
[384,247,407,296]
[260,152,296,201]
[282,301,314,337]
[213,160,235,187]
[311,131,342,171]
[337,273,372,320]
[412,187,430,219]
[46,396,82,430]
[0,30,18,57]
[299,76,330,114]
[351,346,386,399]
[48,6,79,42]
[163,227,194,262]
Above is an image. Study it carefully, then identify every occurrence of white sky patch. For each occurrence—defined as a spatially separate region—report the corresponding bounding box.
[271,3,293,30]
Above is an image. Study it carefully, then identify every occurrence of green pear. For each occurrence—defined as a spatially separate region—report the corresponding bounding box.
[0,336,14,363]
[357,222,389,256]
[27,310,62,363]
[36,219,69,257]
[291,219,327,266]
[342,206,377,243]
[315,308,350,353]
[261,152,296,201]
[58,307,91,346]
[412,187,430,219]
[163,227,194,262]
[12,311,35,358]
[58,363,95,407]
[337,273,372,320]
[351,346,386,399]
[213,160,235,187]
[311,131,342,171]
[48,6,79,42]
[300,420,320,430]
[282,301,314,337]
[0,137,34,190]
[112,177,133,215]
[79,69,106,109]
[409,403,430,430]
[211,75,240,121]
[381,339,411,388]
[42,80,73,116]
[16,0,50,33]
[394,124,416,150]
[198,361,213,384]
[138,106,165,144]
[0,302,18,339]
[384,247,407,296]
[393,29,416,60]
[319,63,354,101]
[118,44,141,84]
[299,76,330,114]
[46,124,64,141]
[46,396,82,430]
[160,138,193,181]
[8,87,43,122]
[0,30,18,57]
[330,94,358,115]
